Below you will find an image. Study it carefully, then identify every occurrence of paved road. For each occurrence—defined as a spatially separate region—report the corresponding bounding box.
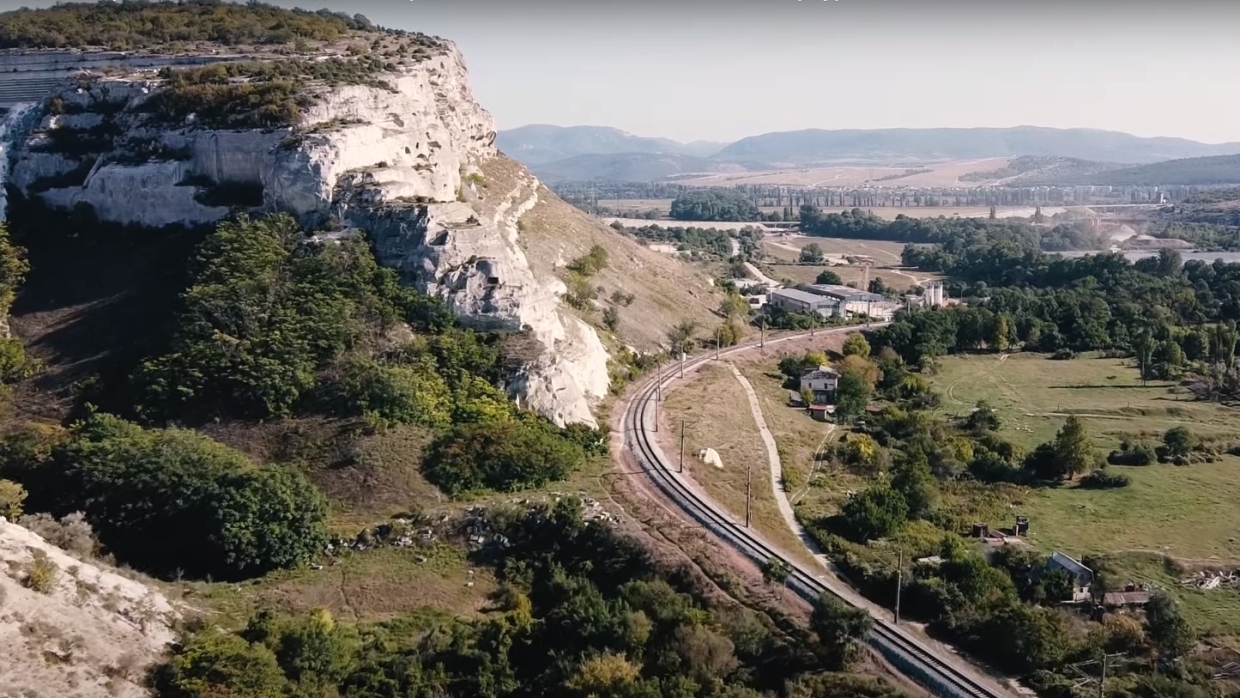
[619,326,1017,698]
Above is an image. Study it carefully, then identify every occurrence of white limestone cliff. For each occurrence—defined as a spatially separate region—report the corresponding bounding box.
[2,45,611,427]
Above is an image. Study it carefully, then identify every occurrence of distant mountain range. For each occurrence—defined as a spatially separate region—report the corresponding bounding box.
[1024,154,1240,187]
[498,125,1240,184]
[495,125,725,166]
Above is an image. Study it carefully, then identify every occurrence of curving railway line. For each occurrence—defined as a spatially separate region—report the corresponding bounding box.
[619,325,1014,698]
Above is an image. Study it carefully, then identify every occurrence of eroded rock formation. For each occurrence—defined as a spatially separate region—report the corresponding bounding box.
[1,45,611,426]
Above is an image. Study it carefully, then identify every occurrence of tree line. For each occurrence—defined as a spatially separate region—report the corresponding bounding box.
[151,497,899,698]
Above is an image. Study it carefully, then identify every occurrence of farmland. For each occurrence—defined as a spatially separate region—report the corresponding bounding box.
[928,351,1240,639]
[758,234,942,292]
[671,158,1014,188]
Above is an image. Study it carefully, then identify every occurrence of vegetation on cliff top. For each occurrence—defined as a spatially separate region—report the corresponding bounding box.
[0,0,436,52]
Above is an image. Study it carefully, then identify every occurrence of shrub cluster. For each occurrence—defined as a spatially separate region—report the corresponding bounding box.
[11,413,328,580]
[0,1,431,51]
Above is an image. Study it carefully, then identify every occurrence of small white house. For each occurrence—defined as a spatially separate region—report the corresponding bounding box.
[799,365,839,403]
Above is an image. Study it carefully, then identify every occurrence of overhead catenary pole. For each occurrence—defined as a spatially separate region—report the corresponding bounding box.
[679,418,686,474]
[745,457,753,527]
[895,546,903,623]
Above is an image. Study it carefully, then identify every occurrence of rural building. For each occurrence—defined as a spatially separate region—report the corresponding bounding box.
[1046,552,1095,601]
[806,284,885,316]
[767,288,840,317]
[800,365,839,403]
[1102,590,1151,608]
[808,403,835,422]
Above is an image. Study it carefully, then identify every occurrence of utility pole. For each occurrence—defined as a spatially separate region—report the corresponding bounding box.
[654,357,662,432]
[678,418,686,473]
[745,458,753,527]
[1068,652,1124,698]
[679,349,685,379]
[715,327,721,360]
[759,314,766,349]
[894,546,903,623]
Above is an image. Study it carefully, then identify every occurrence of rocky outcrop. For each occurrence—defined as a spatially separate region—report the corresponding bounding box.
[0,45,612,426]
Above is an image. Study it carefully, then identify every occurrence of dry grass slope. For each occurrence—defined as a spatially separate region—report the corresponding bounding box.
[0,518,178,698]
[479,156,724,350]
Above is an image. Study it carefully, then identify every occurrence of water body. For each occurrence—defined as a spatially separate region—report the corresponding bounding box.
[0,102,40,222]
[1052,249,1240,264]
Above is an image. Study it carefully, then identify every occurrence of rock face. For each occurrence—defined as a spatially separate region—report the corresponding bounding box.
[1,45,611,427]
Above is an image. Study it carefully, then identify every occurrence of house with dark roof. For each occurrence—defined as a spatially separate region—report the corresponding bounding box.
[1046,551,1094,601]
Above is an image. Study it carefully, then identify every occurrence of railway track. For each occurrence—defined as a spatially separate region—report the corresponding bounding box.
[620,325,1013,698]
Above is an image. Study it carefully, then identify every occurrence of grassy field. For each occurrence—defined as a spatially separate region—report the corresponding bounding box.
[657,362,816,566]
[758,234,939,292]
[930,352,1240,451]
[929,351,1240,637]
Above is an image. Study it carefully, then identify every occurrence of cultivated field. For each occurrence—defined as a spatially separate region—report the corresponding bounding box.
[598,198,672,215]
[929,351,1240,639]
[758,234,941,291]
[673,158,1014,188]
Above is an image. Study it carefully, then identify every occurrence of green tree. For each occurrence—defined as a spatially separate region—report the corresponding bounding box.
[840,485,907,541]
[761,557,792,596]
[0,478,26,519]
[1052,415,1094,480]
[719,293,750,319]
[816,269,843,285]
[422,420,586,495]
[32,413,328,579]
[842,333,871,358]
[810,593,872,670]
[152,630,288,698]
[799,244,825,265]
[1145,592,1196,659]
[1162,426,1196,461]
[890,455,938,519]
[274,609,358,686]
[834,368,872,422]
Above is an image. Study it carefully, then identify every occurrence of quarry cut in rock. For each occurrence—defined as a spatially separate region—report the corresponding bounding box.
[0,45,611,427]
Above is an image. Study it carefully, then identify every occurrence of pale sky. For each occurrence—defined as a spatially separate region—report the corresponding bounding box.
[16,0,1240,144]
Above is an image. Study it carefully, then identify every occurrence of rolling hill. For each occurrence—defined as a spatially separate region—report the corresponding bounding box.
[525,152,744,183]
[499,124,1240,183]
[1027,154,1240,186]
[496,124,725,165]
[712,126,1240,167]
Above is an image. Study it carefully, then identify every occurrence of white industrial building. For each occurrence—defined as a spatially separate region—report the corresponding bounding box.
[767,288,840,316]
[806,284,886,316]
[921,281,946,308]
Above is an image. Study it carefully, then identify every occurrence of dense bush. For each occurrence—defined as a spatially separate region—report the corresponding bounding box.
[153,498,885,698]
[130,214,449,424]
[422,419,587,495]
[17,413,328,579]
[0,1,426,51]
[1078,469,1131,489]
[145,58,401,128]
[669,190,762,222]
[313,355,452,428]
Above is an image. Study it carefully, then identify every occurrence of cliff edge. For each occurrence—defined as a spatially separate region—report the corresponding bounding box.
[0,39,719,427]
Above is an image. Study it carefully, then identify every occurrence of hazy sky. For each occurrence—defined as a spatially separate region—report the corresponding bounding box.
[19,0,1240,144]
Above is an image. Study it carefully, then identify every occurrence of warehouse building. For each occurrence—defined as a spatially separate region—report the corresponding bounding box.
[766,288,840,317]
[811,284,884,313]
